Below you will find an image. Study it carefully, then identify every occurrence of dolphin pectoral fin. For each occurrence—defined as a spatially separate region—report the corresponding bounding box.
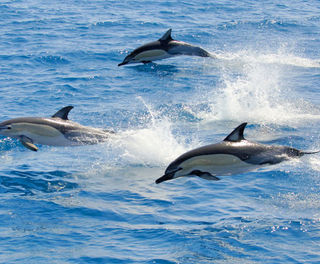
[22,141,38,152]
[190,170,220,181]
[198,173,220,181]
[19,136,38,152]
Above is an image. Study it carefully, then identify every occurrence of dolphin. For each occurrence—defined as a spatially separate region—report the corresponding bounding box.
[155,123,318,184]
[118,29,213,66]
[0,106,113,151]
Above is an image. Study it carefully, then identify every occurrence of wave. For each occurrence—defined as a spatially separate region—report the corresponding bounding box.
[0,169,77,196]
[34,55,70,65]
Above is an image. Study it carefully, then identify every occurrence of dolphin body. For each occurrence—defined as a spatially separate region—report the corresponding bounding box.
[118,29,213,66]
[0,106,113,151]
[156,123,318,184]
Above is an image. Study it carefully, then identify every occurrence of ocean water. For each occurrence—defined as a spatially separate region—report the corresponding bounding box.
[1,0,320,263]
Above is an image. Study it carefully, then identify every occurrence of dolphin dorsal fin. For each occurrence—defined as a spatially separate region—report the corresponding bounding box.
[223,123,247,142]
[159,29,173,42]
[52,106,74,120]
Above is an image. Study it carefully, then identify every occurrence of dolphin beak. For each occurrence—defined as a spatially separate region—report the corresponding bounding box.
[156,167,183,184]
[118,61,128,66]
[155,172,175,184]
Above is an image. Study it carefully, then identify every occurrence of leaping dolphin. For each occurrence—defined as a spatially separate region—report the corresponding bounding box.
[0,106,114,151]
[118,29,213,66]
[156,123,318,184]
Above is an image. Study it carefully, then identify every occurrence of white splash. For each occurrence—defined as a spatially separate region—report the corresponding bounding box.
[195,49,320,125]
[308,156,320,172]
[109,97,195,167]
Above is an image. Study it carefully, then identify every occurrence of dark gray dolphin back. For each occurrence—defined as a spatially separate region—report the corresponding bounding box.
[132,29,174,54]
[0,106,74,127]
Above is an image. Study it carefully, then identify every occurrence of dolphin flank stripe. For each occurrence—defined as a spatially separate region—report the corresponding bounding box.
[134,49,170,61]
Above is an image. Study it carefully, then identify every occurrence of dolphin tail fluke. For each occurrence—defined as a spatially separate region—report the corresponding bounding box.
[301,150,320,155]
[207,52,217,59]
[196,48,215,58]
[20,136,38,151]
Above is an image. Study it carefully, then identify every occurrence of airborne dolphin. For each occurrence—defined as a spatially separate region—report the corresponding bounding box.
[0,106,113,151]
[118,29,213,66]
[156,123,318,184]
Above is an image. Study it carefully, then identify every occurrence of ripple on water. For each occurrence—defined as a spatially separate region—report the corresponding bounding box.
[0,169,78,196]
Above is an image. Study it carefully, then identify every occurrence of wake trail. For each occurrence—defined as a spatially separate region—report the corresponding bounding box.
[211,51,320,69]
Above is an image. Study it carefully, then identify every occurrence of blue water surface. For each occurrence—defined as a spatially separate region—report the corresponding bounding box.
[1,0,320,263]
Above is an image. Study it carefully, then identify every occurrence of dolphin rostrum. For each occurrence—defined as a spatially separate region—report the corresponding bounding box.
[118,29,213,66]
[156,123,318,184]
[0,106,114,151]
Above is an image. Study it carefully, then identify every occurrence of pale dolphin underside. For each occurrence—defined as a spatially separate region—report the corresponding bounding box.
[118,29,214,66]
[0,106,113,151]
[156,123,318,184]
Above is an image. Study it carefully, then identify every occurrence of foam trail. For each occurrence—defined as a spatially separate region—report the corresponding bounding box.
[213,50,320,68]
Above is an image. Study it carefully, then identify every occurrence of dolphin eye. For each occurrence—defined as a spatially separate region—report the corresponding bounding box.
[241,153,249,160]
[7,126,12,130]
